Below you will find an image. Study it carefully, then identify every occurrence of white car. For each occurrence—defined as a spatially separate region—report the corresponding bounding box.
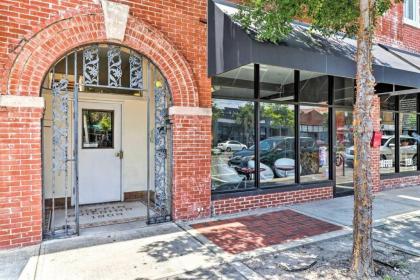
[345,135,418,167]
[217,140,247,152]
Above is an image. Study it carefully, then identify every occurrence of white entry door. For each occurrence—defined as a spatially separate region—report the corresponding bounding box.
[78,102,122,205]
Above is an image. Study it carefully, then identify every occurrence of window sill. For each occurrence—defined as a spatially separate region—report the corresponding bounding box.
[211,180,333,200]
[403,18,420,29]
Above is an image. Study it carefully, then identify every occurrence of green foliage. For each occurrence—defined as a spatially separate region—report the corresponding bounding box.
[235,103,255,128]
[212,103,223,123]
[99,114,112,132]
[234,0,398,43]
[261,103,294,127]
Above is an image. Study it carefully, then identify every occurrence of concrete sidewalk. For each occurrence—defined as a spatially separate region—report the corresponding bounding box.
[290,186,420,226]
[1,223,238,280]
[1,186,419,280]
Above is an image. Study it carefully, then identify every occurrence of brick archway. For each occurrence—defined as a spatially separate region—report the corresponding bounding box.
[2,8,199,107]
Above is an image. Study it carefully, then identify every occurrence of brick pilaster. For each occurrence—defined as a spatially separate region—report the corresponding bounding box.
[170,113,212,220]
[0,104,44,249]
[370,95,381,193]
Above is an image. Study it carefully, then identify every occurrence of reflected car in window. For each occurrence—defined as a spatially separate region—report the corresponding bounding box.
[217,140,247,152]
[228,136,315,177]
[345,135,418,167]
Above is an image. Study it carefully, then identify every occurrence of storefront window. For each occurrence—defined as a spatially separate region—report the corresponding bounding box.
[299,106,329,182]
[260,103,295,187]
[399,95,418,172]
[212,99,256,193]
[260,65,295,101]
[300,71,328,104]
[380,111,396,174]
[335,110,354,192]
[212,64,255,99]
[334,77,354,107]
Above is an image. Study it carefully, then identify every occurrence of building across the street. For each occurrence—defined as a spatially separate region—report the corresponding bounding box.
[1,0,420,249]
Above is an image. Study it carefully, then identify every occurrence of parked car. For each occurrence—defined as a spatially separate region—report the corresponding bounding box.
[217,140,247,152]
[345,135,418,167]
[228,136,316,177]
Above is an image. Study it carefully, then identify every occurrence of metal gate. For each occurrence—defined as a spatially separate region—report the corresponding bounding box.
[43,44,172,238]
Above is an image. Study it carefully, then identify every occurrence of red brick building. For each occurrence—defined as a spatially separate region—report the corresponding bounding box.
[0,0,420,249]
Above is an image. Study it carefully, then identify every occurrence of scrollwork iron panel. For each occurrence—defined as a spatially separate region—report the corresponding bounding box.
[129,54,143,89]
[153,83,169,220]
[108,45,122,87]
[52,79,69,173]
[50,79,74,236]
[83,46,99,85]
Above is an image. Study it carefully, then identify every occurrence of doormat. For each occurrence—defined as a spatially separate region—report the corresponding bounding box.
[50,201,150,229]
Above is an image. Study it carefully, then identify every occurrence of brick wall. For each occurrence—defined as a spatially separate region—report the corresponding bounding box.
[0,0,210,249]
[380,175,420,192]
[0,0,210,106]
[0,106,43,249]
[376,2,420,53]
[171,114,212,220]
[212,186,333,216]
[370,96,381,193]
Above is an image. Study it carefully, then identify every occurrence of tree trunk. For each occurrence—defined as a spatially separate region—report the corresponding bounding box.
[351,0,376,278]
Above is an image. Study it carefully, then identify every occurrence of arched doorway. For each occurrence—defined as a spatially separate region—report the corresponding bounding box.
[41,43,172,238]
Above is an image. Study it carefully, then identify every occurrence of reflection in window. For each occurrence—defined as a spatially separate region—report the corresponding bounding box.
[212,99,256,192]
[212,64,255,99]
[260,65,295,101]
[399,95,418,172]
[380,111,396,174]
[299,106,329,182]
[335,110,354,188]
[300,71,328,104]
[82,110,114,148]
[334,77,354,107]
[399,112,417,172]
[260,103,295,187]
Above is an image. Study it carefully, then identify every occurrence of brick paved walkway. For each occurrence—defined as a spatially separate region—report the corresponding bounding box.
[192,209,342,254]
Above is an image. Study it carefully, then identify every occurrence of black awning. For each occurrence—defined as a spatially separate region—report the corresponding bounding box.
[208,0,420,89]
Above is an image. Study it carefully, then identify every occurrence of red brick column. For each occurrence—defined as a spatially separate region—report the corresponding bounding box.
[370,95,381,193]
[0,97,44,249]
[170,108,212,220]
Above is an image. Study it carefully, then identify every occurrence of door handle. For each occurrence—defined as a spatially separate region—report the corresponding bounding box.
[116,151,124,159]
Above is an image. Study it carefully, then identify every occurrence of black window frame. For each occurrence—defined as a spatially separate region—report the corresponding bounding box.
[211,63,420,195]
[379,92,420,175]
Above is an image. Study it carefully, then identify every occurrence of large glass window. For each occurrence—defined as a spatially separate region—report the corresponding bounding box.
[299,106,329,182]
[334,77,354,107]
[380,111,396,174]
[212,99,256,192]
[399,95,418,172]
[300,71,328,104]
[260,103,295,187]
[212,64,255,99]
[335,110,354,191]
[260,65,295,101]
[379,93,419,175]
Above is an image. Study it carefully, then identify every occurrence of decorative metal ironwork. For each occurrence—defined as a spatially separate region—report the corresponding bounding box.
[108,45,122,87]
[83,45,99,85]
[50,79,70,235]
[52,79,69,173]
[129,53,143,89]
[45,44,171,239]
[153,82,169,219]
